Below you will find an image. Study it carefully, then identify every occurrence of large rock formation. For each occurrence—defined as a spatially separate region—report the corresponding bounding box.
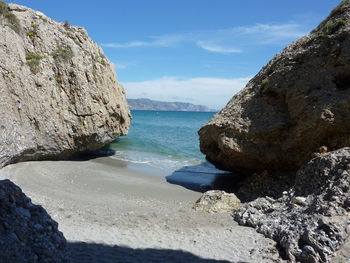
[234,148,350,263]
[199,0,350,172]
[0,179,69,263]
[0,2,131,168]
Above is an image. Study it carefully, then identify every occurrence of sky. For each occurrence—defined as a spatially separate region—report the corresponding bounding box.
[10,0,342,109]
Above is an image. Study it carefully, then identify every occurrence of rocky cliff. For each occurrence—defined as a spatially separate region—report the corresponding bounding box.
[0,2,131,168]
[199,0,350,173]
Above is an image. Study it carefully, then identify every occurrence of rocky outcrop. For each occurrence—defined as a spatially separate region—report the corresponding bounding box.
[0,179,69,263]
[0,2,130,168]
[199,0,350,172]
[233,148,350,263]
[193,190,241,213]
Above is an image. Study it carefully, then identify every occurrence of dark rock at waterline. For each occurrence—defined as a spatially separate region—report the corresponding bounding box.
[233,148,350,263]
[199,0,350,173]
[0,3,130,168]
[0,179,69,263]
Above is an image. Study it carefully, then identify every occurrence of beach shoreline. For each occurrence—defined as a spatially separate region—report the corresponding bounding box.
[0,157,282,262]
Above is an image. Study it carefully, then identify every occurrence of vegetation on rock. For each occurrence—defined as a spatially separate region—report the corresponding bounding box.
[0,1,21,33]
[51,46,74,63]
[323,19,347,35]
[26,52,44,74]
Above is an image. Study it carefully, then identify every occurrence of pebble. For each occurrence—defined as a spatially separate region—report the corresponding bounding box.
[292,196,307,206]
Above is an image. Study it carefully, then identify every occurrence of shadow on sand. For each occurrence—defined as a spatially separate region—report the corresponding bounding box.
[166,162,243,193]
[69,149,116,161]
[67,241,249,263]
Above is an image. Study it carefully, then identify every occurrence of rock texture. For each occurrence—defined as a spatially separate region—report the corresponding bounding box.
[0,179,69,263]
[234,148,350,263]
[0,3,130,168]
[193,190,241,213]
[199,0,350,172]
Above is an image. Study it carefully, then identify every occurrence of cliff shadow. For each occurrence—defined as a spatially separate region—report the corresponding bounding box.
[166,162,295,202]
[166,162,244,193]
[67,241,246,263]
[69,148,116,161]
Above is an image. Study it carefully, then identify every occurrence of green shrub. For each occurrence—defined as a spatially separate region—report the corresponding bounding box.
[38,15,48,22]
[51,46,74,63]
[26,31,36,37]
[27,23,40,38]
[324,19,347,35]
[261,78,269,86]
[26,52,44,74]
[26,52,44,61]
[0,1,21,34]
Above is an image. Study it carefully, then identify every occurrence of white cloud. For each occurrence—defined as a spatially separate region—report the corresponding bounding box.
[123,76,250,110]
[234,23,306,44]
[195,22,306,53]
[102,35,184,48]
[114,63,127,69]
[196,41,242,54]
[103,41,150,48]
[102,22,307,55]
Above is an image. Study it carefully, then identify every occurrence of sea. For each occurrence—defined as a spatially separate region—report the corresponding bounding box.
[105,110,232,191]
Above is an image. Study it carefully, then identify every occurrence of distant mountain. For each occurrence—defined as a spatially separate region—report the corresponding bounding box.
[127,98,215,112]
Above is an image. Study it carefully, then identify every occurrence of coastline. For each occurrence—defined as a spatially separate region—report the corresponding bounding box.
[0,157,282,263]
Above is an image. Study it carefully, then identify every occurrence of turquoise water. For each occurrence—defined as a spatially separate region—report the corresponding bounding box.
[107,110,216,173]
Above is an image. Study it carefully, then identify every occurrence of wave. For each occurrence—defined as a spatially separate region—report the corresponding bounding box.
[110,150,203,173]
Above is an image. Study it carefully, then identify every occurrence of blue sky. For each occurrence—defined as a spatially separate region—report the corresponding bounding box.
[11,0,341,109]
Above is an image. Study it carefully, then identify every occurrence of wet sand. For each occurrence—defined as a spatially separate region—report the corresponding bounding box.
[0,157,282,263]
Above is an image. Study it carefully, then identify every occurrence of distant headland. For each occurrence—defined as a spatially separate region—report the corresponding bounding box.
[127,98,216,112]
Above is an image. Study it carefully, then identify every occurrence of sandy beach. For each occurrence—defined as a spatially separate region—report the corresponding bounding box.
[0,157,282,263]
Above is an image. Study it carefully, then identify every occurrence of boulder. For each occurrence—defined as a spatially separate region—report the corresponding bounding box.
[0,3,131,168]
[199,0,350,172]
[0,179,69,263]
[193,190,241,213]
[233,148,350,263]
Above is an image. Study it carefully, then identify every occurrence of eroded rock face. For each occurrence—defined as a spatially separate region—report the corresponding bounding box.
[234,148,350,263]
[0,179,69,263]
[0,3,130,168]
[199,1,350,172]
